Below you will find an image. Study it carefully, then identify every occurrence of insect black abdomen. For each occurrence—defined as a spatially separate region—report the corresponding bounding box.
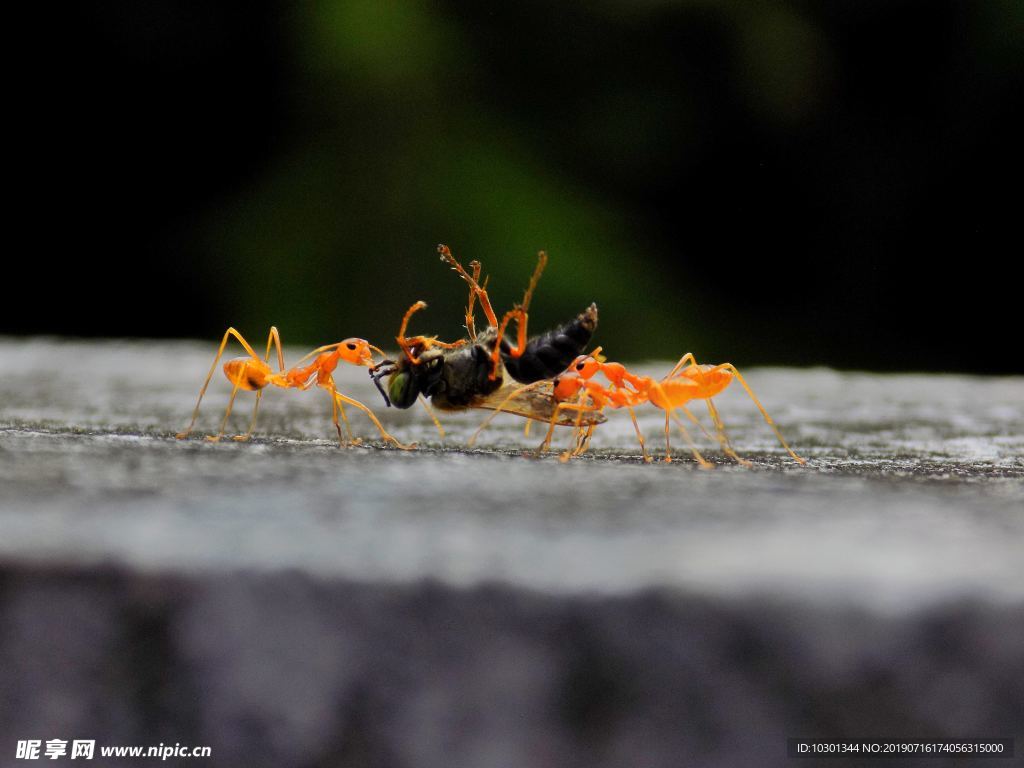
[502,303,598,383]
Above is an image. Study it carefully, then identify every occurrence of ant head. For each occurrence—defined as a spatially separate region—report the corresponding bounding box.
[337,338,379,366]
[552,372,583,401]
[571,355,601,379]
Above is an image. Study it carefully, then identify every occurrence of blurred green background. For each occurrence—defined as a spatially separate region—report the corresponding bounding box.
[9,0,1022,372]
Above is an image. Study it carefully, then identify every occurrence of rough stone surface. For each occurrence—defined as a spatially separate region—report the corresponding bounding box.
[1,338,1022,767]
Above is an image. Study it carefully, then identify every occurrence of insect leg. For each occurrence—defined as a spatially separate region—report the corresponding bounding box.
[438,244,498,327]
[234,326,286,442]
[649,380,711,467]
[419,395,445,439]
[208,379,243,443]
[715,364,806,464]
[572,396,601,456]
[624,403,651,463]
[538,409,559,455]
[559,391,592,462]
[489,308,524,379]
[521,251,547,313]
[488,251,548,379]
[177,327,262,439]
[666,411,713,468]
[537,401,600,456]
[678,405,715,442]
[704,399,752,466]
[664,352,698,379]
[396,301,428,363]
[332,391,416,450]
[572,424,594,457]
[324,380,358,446]
[465,261,484,340]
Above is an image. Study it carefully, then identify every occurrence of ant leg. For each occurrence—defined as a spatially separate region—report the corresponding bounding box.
[649,380,711,467]
[650,380,676,462]
[538,410,560,455]
[521,251,547,313]
[332,391,416,450]
[489,308,525,379]
[178,327,262,439]
[665,352,698,379]
[438,244,498,327]
[572,390,605,458]
[559,392,591,462]
[465,261,483,340]
[678,405,715,442]
[538,401,601,456]
[704,399,752,467]
[327,378,356,445]
[208,379,244,443]
[538,398,582,454]
[624,404,651,463]
[234,326,286,442]
[329,388,342,444]
[571,425,591,457]
[666,411,713,468]
[315,376,358,446]
[572,396,599,456]
[266,326,286,371]
[396,302,467,366]
[338,400,357,444]
[716,364,806,464]
[488,252,548,378]
[571,420,599,458]
[325,382,358,447]
[396,301,428,363]
[234,391,263,443]
[419,395,445,439]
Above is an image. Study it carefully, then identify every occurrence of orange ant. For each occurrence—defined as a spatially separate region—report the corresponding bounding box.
[473,348,806,467]
[176,327,413,449]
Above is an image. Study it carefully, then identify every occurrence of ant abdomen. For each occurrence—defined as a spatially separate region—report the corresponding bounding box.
[223,357,271,391]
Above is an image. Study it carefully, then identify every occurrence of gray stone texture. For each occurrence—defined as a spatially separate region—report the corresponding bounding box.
[1,338,1022,767]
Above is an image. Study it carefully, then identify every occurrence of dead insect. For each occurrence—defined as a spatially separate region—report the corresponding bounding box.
[369,244,605,428]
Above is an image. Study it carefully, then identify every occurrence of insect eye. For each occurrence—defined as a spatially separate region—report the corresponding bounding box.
[575,362,584,371]
[387,370,420,409]
[346,342,357,350]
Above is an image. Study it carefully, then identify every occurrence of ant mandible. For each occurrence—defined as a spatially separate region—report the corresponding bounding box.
[176,327,413,449]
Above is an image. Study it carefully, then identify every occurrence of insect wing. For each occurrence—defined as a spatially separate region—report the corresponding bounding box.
[471,382,606,426]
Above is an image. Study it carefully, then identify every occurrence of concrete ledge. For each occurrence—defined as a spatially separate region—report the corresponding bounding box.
[1,339,1022,765]
[2,565,1023,768]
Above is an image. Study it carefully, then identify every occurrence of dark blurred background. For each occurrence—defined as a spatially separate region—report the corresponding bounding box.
[8,0,1022,372]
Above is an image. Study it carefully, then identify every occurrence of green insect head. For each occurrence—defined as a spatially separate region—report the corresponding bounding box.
[387,367,421,409]
[369,356,444,410]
